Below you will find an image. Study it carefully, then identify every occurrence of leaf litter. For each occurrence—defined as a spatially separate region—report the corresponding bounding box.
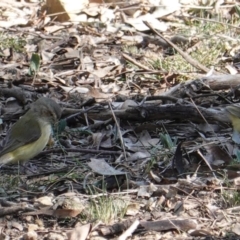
[0,0,240,239]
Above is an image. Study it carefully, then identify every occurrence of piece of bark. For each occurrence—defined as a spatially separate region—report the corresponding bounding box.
[140,219,197,232]
[0,203,33,217]
[100,218,197,236]
[87,105,228,124]
[100,219,136,236]
[163,75,240,98]
[0,86,27,105]
[118,219,139,240]
[203,74,240,90]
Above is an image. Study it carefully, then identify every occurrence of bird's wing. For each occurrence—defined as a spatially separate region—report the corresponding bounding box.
[0,117,41,156]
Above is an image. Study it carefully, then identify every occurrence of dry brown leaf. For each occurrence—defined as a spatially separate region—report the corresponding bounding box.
[125,203,140,216]
[67,223,91,240]
[88,158,126,175]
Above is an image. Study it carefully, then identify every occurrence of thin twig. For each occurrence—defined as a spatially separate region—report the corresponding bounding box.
[108,102,128,161]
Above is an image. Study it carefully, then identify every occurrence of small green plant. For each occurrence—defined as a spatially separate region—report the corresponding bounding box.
[0,174,22,192]
[222,190,240,207]
[0,33,26,53]
[88,195,128,223]
[144,132,177,174]
[29,53,40,76]
[159,133,177,150]
[145,156,157,173]
[235,5,240,18]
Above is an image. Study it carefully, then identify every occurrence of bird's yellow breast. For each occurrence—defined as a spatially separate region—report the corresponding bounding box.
[229,115,240,133]
[0,121,52,165]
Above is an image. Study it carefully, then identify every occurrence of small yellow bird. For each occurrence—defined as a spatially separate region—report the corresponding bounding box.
[0,97,61,166]
[225,105,240,133]
[225,104,240,144]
